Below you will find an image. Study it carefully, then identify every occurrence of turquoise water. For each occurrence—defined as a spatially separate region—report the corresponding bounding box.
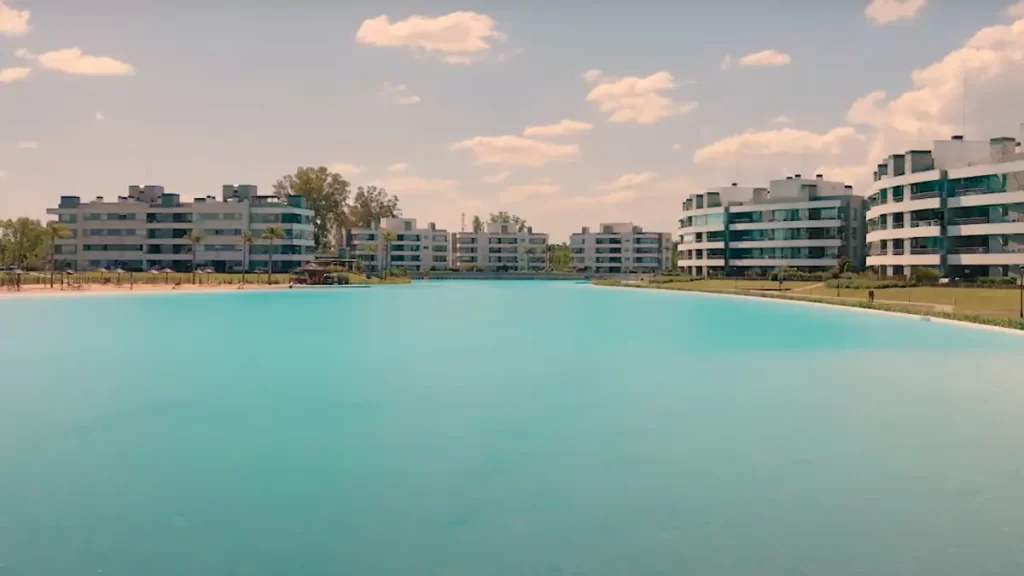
[2,281,1024,575]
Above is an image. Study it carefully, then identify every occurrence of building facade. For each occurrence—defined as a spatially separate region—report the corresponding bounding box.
[347,218,450,272]
[452,222,549,271]
[678,176,867,277]
[865,133,1024,278]
[46,184,315,272]
[568,223,672,273]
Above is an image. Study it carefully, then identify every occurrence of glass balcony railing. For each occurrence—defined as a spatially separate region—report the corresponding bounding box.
[910,247,941,255]
[910,219,941,228]
[951,216,989,225]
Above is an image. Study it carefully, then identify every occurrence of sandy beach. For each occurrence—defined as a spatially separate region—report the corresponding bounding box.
[0,282,293,297]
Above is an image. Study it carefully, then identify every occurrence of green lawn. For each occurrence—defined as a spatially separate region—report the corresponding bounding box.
[2,271,411,287]
[610,278,1024,325]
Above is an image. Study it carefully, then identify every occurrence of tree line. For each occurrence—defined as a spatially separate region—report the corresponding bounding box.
[272,166,401,251]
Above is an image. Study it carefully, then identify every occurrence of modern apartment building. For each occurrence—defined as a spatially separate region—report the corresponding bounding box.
[452,222,549,271]
[568,222,672,273]
[46,185,315,272]
[677,176,867,277]
[865,132,1024,278]
[347,218,450,272]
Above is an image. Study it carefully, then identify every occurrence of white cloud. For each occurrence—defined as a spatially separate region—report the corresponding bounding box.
[693,127,864,165]
[500,183,563,203]
[522,119,593,138]
[16,141,38,149]
[356,11,504,63]
[19,47,135,76]
[1010,2,1024,19]
[94,111,105,120]
[0,1,30,36]
[328,162,364,176]
[482,171,511,184]
[597,172,658,191]
[450,135,581,166]
[736,49,792,67]
[387,163,409,173]
[581,68,603,83]
[585,71,697,124]
[0,66,30,83]
[672,143,682,151]
[720,56,733,70]
[381,82,421,105]
[865,0,928,24]
[770,115,794,124]
[692,15,1024,195]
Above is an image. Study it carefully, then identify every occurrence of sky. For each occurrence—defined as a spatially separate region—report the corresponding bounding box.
[3,0,1024,241]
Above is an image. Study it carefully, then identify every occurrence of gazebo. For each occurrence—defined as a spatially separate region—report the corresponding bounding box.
[291,263,350,285]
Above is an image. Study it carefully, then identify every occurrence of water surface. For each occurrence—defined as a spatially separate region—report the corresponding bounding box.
[2,282,1024,575]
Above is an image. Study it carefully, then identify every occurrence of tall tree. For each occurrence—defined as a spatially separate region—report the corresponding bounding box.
[185,231,203,284]
[380,231,397,279]
[45,222,71,286]
[546,243,572,272]
[488,212,527,232]
[261,226,286,283]
[272,166,350,251]
[349,186,401,228]
[472,215,483,233]
[240,229,254,282]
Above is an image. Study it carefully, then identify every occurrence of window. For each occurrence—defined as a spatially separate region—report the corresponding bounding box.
[58,214,77,224]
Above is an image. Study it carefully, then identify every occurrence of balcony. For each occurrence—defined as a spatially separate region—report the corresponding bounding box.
[910,247,940,255]
[892,221,905,229]
[951,216,989,225]
[910,191,941,200]
[910,219,941,228]
[949,246,988,254]
[892,248,905,255]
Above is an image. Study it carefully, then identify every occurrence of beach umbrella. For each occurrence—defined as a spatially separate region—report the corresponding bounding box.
[114,267,126,285]
[94,267,108,284]
[161,267,174,284]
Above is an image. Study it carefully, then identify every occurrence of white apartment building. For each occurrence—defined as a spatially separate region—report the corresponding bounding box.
[46,184,315,272]
[347,218,450,272]
[678,176,868,277]
[865,132,1024,278]
[568,223,672,274]
[452,222,549,271]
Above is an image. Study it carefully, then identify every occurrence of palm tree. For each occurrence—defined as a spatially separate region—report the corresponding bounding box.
[380,231,397,279]
[45,221,71,287]
[832,256,852,296]
[361,242,378,274]
[261,226,286,284]
[521,245,537,272]
[240,229,254,283]
[185,230,203,284]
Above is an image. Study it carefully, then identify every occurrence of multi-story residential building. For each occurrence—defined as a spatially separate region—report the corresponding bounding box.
[46,184,315,272]
[568,222,672,274]
[347,218,450,272]
[452,222,549,271]
[865,133,1024,278]
[677,176,867,277]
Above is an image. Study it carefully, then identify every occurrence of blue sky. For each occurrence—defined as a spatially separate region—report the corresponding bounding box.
[3,0,1024,240]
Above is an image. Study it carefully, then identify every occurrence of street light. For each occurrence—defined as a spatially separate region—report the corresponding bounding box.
[1018,265,1023,319]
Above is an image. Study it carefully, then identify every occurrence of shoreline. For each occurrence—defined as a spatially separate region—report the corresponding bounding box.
[0,282,299,299]
[592,282,1024,338]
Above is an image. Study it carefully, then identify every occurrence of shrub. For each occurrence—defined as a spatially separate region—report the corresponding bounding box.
[911,266,942,283]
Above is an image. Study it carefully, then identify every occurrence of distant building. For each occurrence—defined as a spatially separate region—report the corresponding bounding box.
[347,218,450,272]
[452,222,549,271]
[568,223,672,273]
[678,175,868,277]
[46,185,315,272]
[865,132,1024,278]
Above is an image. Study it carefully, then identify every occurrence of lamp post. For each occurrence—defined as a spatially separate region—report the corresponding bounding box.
[1018,265,1023,319]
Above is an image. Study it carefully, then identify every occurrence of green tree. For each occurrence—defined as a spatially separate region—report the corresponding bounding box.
[261,226,286,283]
[240,229,254,282]
[272,166,351,251]
[45,221,71,287]
[546,243,572,271]
[185,230,204,283]
[488,212,527,232]
[349,186,401,228]
[380,231,397,279]
[472,215,483,233]
[0,218,47,269]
